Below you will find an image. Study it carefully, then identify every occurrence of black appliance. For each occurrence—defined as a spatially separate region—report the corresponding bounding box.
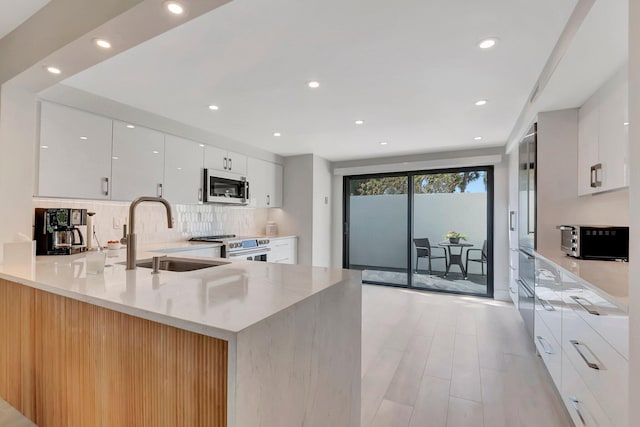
[518,124,536,337]
[202,169,249,205]
[559,225,629,261]
[35,208,87,255]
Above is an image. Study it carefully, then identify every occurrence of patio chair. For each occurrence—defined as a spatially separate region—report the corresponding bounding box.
[414,238,448,275]
[465,240,488,276]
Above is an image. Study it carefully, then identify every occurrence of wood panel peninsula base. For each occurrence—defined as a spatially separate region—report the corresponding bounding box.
[0,257,362,427]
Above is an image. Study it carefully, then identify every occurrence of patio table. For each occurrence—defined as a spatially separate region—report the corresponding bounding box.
[438,241,474,279]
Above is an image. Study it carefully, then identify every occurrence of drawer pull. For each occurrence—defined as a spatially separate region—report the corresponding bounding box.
[536,336,554,354]
[569,397,588,426]
[570,296,600,315]
[537,297,555,311]
[570,340,600,370]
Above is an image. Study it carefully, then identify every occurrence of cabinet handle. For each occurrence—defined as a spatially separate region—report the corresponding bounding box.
[198,188,203,202]
[595,163,603,187]
[223,157,228,170]
[570,340,600,370]
[536,336,554,354]
[229,158,232,171]
[569,397,588,425]
[537,297,555,311]
[570,296,600,315]
[590,165,597,188]
[267,194,270,206]
[157,183,163,197]
[509,211,516,231]
[102,177,109,196]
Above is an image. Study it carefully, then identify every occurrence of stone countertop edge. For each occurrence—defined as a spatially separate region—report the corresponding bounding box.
[0,242,359,342]
[534,249,628,312]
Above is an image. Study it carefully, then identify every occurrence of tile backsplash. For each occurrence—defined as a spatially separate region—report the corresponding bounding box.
[33,198,270,246]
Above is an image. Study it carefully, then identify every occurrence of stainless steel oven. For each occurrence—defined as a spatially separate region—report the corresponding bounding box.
[202,169,249,204]
[189,235,270,261]
[559,225,629,261]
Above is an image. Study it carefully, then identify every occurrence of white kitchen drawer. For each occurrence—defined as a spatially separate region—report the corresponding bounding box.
[563,305,628,426]
[562,349,613,427]
[534,311,562,388]
[562,276,628,360]
[535,260,563,343]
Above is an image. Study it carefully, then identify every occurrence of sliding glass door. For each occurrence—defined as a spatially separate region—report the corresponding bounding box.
[344,174,409,286]
[344,167,493,297]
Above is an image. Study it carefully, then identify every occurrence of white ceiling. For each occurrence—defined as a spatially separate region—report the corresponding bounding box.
[62,0,578,161]
[0,0,49,40]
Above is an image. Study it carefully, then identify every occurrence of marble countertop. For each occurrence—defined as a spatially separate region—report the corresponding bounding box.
[535,249,628,309]
[0,242,359,341]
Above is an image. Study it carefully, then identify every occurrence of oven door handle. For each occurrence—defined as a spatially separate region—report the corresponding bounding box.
[228,248,271,257]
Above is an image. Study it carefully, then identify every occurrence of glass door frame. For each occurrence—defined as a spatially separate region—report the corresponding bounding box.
[343,165,494,298]
[342,171,412,287]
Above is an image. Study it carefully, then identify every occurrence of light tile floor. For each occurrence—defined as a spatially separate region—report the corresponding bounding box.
[361,284,573,427]
[0,399,36,427]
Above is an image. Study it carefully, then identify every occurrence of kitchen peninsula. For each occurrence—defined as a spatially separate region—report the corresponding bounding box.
[0,248,362,427]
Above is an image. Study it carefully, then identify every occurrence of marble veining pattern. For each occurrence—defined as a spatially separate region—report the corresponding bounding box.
[235,276,361,427]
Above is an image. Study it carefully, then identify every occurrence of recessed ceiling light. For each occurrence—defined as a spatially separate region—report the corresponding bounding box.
[208,105,219,111]
[475,99,488,106]
[177,167,183,170]
[164,1,184,15]
[93,38,112,49]
[380,141,388,146]
[112,156,119,160]
[474,136,483,141]
[307,81,320,89]
[478,38,498,49]
[126,124,135,129]
[80,136,88,140]
[152,150,160,154]
[273,132,281,137]
[45,66,61,75]
[624,122,630,126]
[354,120,365,125]
[41,145,49,149]
[199,144,205,147]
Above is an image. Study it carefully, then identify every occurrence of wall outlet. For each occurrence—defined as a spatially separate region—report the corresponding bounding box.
[113,217,123,229]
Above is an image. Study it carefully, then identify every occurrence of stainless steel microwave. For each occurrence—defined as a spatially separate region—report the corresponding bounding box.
[559,225,629,261]
[202,169,249,205]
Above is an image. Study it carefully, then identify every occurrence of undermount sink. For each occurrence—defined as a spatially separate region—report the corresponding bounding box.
[120,257,229,272]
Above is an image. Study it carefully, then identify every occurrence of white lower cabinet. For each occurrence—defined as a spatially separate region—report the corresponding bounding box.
[267,237,297,264]
[534,257,628,427]
[562,349,613,427]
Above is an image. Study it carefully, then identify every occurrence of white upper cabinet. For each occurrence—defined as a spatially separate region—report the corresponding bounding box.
[163,135,204,204]
[111,121,165,201]
[204,146,247,176]
[247,158,283,208]
[577,67,628,195]
[38,102,113,199]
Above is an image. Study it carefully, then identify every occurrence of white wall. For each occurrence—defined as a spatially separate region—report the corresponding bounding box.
[493,158,510,301]
[0,84,38,262]
[272,155,314,265]
[312,155,332,268]
[537,108,630,254]
[348,193,487,273]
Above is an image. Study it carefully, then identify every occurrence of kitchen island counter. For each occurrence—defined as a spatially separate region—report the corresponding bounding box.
[0,245,362,427]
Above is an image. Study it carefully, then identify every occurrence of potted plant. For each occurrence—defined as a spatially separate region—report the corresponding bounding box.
[444,231,467,244]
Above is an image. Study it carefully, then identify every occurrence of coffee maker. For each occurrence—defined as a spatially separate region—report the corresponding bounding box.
[34,208,87,255]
